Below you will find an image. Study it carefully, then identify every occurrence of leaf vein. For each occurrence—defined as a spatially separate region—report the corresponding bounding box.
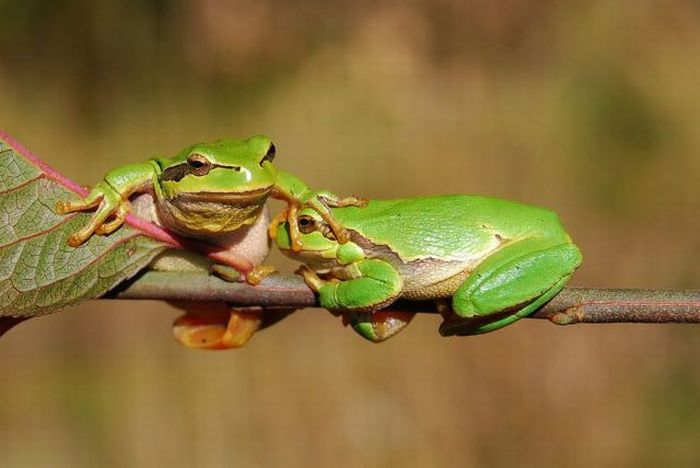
[0,173,45,196]
[31,233,163,291]
[0,214,75,249]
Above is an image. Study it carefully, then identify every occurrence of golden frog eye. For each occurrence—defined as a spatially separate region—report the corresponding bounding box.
[297,215,316,234]
[187,154,211,176]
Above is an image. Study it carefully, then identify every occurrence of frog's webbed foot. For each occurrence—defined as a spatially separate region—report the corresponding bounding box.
[245,265,277,285]
[172,304,262,350]
[94,200,131,235]
[172,303,297,350]
[55,182,127,246]
[295,264,326,291]
[211,264,277,285]
[342,310,415,343]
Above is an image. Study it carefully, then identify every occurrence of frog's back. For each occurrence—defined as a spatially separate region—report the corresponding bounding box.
[335,195,570,262]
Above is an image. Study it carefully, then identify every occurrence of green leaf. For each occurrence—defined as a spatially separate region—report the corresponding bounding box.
[0,132,169,318]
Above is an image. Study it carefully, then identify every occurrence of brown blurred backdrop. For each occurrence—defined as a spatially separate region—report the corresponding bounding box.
[2,0,700,466]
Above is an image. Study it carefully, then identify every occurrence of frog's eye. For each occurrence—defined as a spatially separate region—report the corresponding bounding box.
[297,215,316,234]
[260,143,276,166]
[187,154,211,176]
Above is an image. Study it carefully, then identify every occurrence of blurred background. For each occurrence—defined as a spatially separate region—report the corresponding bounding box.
[2,0,700,466]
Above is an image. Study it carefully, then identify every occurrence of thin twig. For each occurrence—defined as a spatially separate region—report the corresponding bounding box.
[106,271,700,335]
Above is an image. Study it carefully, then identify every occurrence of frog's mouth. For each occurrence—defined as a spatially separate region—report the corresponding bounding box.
[177,187,271,205]
[158,186,272,237]
[278,245,339,269]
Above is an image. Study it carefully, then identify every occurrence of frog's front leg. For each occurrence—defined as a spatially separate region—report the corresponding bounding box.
[447,239,582,335]
[56,182,123,246]
[298,259,403,311]
[297,259,408,342]
[94,199,131,235]
[304,191,368,243]
[271,171,366,250]
[56,162,159,246]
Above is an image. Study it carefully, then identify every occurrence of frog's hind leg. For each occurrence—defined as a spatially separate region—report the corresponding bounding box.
[172,303,262,350]
[447,240,581,335]
[342,310,415,343]
[172,303,297,350]
[443,274,571,336]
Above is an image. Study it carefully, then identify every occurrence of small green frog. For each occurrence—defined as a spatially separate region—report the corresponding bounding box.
[274,195,582,341]
[57,135,361,254]
[56,135,363,349]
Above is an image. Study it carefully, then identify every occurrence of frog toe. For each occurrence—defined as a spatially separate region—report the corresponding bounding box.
[343,310,415,343]
[245,265,277,285]
[55,200,73,214]
[210,264,243,282]
[173,306,262,350]
[94,202,130,236]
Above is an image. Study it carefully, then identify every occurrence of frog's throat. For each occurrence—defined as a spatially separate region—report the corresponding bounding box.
[156,188,270,238]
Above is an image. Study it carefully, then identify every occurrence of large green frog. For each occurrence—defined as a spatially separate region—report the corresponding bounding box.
[274,195,582,342]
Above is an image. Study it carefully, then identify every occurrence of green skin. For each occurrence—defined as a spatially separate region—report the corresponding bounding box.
[123,136,279,238]
[57,135,359,254]
[56,135,364,349]
[275,195,582,342]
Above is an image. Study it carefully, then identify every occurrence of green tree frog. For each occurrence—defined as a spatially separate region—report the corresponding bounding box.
[56,135,361,254]
[56,135,363,349]
[274,195,582,342]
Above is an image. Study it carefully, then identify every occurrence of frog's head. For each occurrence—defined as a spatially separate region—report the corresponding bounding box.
[155,135,277,237]
[274,208,343,267]
[159,135,276,198]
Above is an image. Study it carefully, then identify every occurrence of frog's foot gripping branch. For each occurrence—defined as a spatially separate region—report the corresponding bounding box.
[340,310,416,343]
[55,182,129,247]
[295,263,414,342]
[211,264,277,286]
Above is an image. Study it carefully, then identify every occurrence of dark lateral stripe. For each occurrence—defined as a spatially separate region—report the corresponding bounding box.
[159,162,242,183]
[159,163,188,182]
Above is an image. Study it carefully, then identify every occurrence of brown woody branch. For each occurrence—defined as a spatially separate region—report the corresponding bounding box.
[106,271,700,335]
